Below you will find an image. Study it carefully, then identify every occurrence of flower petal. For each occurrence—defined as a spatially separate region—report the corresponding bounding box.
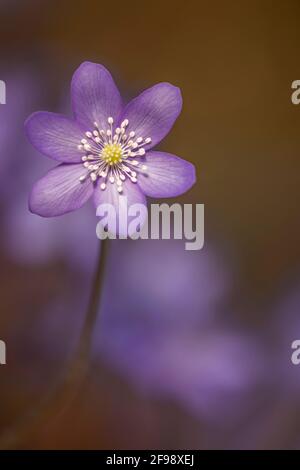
[71,61,123,131]
[25,112,84,163]
[118,83,182,149]
[94,179,147,237]
[29,163,93,217]
[137,151,196,198]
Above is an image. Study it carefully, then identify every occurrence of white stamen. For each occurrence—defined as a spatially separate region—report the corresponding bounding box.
[77,117,150,188]
[121,119,129,127]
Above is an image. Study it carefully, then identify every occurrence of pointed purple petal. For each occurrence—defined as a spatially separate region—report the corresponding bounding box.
[71,61,123,131]
[117,83,182,149]
[94,179,147,237]
[25,112,85,163]
[137,151,196,198]
[29,163,93,217]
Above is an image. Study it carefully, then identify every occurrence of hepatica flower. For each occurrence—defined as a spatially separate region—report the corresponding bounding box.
[25,62,196,231]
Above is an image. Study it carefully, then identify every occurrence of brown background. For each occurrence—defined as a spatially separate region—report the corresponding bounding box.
[0,0,300,449]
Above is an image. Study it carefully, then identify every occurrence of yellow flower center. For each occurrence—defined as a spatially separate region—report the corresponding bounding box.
[101,143,122,165]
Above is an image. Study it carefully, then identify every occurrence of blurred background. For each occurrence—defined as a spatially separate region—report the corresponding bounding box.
[0,0,300,449]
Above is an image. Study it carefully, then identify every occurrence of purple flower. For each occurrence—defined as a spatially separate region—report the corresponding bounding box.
[94,240,267,424]
[101,326,264,425]
[25,62,196,232]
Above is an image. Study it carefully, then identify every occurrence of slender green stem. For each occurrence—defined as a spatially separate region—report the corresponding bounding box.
[0,240,108,449]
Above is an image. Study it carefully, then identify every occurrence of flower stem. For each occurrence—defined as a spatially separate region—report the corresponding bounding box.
[0,239,108,449]
[68,238,109,381]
